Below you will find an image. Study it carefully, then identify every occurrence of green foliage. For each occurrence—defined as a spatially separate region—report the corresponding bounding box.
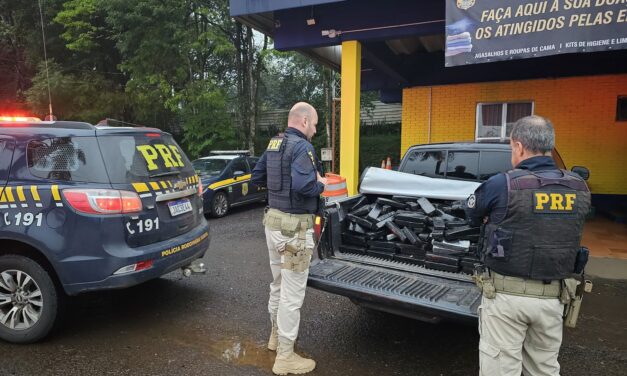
[25,61,125,123]
[168,80,235,159]
[359,131,401,173]
[54,0,100,51]
[5,0,397,164]
[262,51,326,109]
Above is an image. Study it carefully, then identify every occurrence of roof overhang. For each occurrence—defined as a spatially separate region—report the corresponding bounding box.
[231,0,627,100]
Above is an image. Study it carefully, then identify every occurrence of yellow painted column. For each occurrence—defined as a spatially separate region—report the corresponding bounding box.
[340,40,361,195]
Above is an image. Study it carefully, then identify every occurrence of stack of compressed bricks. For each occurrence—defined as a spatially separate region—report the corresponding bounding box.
[339,195,482,274]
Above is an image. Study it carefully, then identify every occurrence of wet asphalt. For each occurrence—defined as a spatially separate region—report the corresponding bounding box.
[0,204,626,376]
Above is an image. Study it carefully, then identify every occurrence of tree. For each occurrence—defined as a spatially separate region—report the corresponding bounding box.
[198,0,268,154]
[259,51,337,152]
[54,0,236,151]
[25,60,125,122]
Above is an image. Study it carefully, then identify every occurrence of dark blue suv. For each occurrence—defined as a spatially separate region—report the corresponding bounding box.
[192,152,266,217]
[0,117,210,343]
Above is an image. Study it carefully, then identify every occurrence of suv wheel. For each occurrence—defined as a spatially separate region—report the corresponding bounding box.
[0,255,59,344]
[212,191,229,217]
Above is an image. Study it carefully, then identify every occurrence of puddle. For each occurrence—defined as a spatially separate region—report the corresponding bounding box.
[210,338,275,369]
[172,335,276,370]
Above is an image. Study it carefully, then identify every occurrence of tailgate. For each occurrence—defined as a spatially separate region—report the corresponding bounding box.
[96,129,203,247]
[308,256,481,321]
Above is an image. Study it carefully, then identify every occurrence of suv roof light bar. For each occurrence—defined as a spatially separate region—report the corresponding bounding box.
[0,116,42,122]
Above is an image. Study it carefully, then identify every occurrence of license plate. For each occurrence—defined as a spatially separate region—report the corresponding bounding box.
[168,198,193,217]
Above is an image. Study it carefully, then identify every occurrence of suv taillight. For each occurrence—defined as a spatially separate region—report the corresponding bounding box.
[63,189,142,214]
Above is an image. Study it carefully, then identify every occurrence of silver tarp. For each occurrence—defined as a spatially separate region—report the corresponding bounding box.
[359,167,480,201]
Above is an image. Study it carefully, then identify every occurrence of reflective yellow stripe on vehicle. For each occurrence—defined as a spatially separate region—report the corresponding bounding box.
[3,187,14,202]
[51,185,61,201]
[0,187,14,202]
[16,186,26,202]
[132,182,150,193]
[30,185,41,201]
[50,185,63,206]
[208,174,252,190]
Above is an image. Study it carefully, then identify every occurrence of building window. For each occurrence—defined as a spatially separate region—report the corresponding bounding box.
[476,102,533,139]
[617,96,627,121]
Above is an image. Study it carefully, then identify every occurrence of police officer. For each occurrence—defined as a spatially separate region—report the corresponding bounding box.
[252,102,327,375]
[466,115,590,376]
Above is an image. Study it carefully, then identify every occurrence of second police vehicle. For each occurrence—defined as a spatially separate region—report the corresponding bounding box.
[193,151,266,217]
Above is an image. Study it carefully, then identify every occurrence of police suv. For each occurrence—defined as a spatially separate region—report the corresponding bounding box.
[193,151,266,217]
[0,116,209,343]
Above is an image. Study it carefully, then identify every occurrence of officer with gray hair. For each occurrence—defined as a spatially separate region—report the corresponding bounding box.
[252,102,327,375]
[466,115,590,376]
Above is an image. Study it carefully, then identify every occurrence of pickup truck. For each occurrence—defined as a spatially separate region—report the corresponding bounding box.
[308,141,587,323]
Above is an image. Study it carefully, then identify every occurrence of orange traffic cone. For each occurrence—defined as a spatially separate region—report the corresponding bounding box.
[381,159,386,169]
[385,157,392,170]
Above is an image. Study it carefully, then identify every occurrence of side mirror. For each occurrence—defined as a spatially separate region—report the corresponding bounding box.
[571,166,589,181]
[233,170,245,179]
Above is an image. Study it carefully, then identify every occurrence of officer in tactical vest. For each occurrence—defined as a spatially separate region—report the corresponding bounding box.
[251,102,327,375]
[466,115,590,376]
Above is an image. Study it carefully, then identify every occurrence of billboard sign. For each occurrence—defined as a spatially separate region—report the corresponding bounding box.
[445,0,627,66]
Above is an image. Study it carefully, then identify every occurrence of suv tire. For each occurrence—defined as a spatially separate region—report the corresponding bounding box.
[211,191,230,218]
[0,255,60,344]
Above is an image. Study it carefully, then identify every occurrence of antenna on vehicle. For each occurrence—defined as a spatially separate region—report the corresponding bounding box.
[37,0,54,121]
[104,118,149,127]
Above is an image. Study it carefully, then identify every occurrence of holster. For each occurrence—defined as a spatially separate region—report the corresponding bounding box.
[472,266,496,299]
[563,277,593,328]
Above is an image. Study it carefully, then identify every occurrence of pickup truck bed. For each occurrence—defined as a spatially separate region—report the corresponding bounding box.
[308,168,484,322]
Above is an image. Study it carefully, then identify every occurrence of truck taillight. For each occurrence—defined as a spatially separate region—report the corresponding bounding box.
[314,215,323,240]
[63,189,142,214]
[198,181,203,197]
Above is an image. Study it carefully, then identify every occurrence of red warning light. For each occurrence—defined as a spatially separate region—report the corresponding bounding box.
[0,115,42,122]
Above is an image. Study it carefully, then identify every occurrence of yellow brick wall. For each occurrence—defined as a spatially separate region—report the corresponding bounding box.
[401,74,627,195]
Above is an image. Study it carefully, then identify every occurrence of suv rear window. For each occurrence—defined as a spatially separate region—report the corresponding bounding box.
[446,151,479,180]
[402,150,446,178]
[27,137,109,183]
[479,151,512,180]
[98,134,193,183]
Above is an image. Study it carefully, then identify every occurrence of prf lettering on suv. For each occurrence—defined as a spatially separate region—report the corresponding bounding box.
[0,116,210,343]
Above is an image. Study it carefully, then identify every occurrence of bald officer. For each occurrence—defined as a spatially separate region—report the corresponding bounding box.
[252,102,327,375]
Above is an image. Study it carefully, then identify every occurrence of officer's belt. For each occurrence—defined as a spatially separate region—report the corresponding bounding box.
[264,208,314,238]
[491,271,561,298]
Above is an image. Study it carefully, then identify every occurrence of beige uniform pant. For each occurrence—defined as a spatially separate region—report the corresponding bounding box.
[265,226,314,342]
[478,292,565,376]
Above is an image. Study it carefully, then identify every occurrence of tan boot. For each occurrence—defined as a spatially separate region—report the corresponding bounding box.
[268,320,278,351]
[272,339,316,375]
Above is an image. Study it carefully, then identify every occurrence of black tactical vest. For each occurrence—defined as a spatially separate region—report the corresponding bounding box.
[266,133,319,214]
[482,169,591,280]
